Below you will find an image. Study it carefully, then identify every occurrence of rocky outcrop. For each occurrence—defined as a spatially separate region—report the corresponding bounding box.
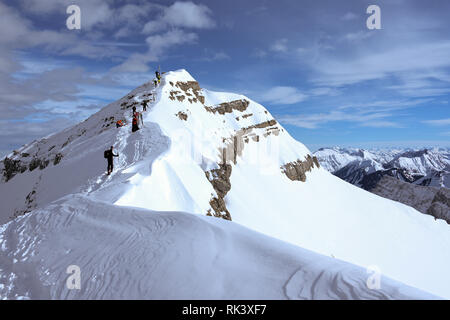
[369,175,450,224]
[11,176,41,220]
[243,119,277,131]
[29,157,50,172]
[427,188,450,223]
[281,155,320,182]
[2,157,28,182]
[205,99,250,115]
[176,111,188,121]
[169,90,182,101]
[205,164,232,221]
[53,153,63,165]
[219,119,280,165]
[174,81,205,104]
[2,152,64,182]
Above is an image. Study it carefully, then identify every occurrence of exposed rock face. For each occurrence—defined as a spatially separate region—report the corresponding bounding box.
[29,157,50,172]
[368,175,450,224]
[120,100,139,110]
[2,157,28,182]
[175,81,201,93]
[205,164,232,221]
[205,99,250,115]
[219,120,280,165]
[2,152,64,182]
[169,90,183,101]
[53,153,63,165]
[175,81,205,104]
[427,188,450,223]
[281,155,320,182]
[176,111,188,121]
[243,119,277,131]
[11,176,41,220]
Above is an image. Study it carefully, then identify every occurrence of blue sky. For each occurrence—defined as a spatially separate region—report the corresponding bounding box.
[0,0,449,156]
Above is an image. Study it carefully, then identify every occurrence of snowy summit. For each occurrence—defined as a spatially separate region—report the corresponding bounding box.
[0,70,449,299]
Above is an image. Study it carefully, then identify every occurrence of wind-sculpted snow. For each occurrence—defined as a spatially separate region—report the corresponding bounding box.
[1,69,450,299]
[0,195,437,300]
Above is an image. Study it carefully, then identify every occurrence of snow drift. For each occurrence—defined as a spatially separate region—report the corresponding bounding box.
[1,69,450,299]
[0,195,436,300]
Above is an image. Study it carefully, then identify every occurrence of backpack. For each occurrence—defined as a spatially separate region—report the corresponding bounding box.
[104,150,109,158]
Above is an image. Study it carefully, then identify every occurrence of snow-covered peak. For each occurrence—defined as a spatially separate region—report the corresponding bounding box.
[163,68,197,83]
[314,147,390,172]
[388,149,450,175]
[2,70,450,299]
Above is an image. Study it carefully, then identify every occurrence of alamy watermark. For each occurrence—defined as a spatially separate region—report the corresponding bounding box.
[366,265,382,290]
[66,5,81,30]
[66,264,81,290]
[367,5,381,30]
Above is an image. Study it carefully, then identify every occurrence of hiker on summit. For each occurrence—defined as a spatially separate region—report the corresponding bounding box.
[104,146,119,175]
[155,70,161,84]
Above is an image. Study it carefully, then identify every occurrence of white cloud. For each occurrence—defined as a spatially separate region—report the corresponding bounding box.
[270,39,289,53]
[147,29,198,57]
[143,1,215,34]
[423,118,450,126]
[341,12,358,21]
[200,51,230,62]
[260,86,308,105]
[359,121,402,128]
[342,31,374,42]
[309,87,341,97]
[337,98,432,112]
[312,41,450,87]
[278,111,396,129]
[113,29,198,72]
[252,49,267,58]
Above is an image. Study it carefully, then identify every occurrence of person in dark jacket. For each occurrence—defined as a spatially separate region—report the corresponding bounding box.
[105,146,119,175]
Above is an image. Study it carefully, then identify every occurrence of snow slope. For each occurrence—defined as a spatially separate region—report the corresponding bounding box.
[314,147,450,222]
[1,69,450,299]
[0,195,437,300]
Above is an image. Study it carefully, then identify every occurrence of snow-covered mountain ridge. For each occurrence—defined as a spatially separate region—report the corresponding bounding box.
[315,147,450,188]
[0,194,436,300]
[1,70,450,299]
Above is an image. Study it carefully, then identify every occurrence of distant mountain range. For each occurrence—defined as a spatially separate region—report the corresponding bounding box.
[314,147,450,223]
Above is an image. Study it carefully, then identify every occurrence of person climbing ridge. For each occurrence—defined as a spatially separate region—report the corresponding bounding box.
[155,68,161,84]
[104,146,119,175]
[142,100,148,112]
[116,119,126,128]
[132,106,140,132]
